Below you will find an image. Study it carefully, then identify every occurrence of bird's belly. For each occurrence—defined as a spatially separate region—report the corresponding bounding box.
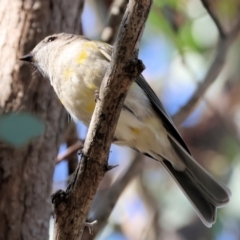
[114,110,168,154]
[58,82,96,125]
[57,80,169,156]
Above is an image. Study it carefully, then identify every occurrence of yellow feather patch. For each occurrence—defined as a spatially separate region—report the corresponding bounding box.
[130,127,141,135]
[87,82,97,90]
[83,41,98,49]
[131,82,138,90]
[59,97,64,105]
[64,68,73,79]
[143,117,162,130]
[77,51,88,64]
[85,100,96,113]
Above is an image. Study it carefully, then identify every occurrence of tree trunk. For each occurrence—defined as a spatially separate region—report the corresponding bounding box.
[0,1,83,239]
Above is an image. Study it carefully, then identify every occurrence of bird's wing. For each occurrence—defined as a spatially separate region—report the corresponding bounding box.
[135,75,191,154]
[94,41,191,154]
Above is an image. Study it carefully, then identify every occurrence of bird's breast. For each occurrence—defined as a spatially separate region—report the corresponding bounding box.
[55,73,97,125]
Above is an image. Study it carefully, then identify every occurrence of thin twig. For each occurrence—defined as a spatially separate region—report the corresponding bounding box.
[200,0,226,38]
[55,140,83,164]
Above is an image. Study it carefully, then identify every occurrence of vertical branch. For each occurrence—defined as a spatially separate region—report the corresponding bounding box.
[0,0,84,239]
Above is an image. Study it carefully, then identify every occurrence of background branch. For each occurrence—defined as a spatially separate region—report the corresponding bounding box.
[55,140,83,164]
[101,0,128,44]
[52,1,152,239]
[200,0,226,38]
[172,18,240,126]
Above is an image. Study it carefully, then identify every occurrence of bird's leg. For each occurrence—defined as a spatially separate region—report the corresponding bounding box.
[94,90,101,102]
[84,220,98,235]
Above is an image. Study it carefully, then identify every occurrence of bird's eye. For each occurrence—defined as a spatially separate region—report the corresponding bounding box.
[47,36,57,42]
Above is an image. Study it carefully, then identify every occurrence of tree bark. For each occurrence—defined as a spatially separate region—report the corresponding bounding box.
[0,1,84,240]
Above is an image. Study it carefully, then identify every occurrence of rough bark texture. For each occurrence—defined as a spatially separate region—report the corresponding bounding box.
[52,1,152,239]
[0,1,84,240]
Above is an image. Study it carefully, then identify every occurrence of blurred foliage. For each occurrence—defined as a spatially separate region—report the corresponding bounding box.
[0,112,45,147]
[149,0,204,53]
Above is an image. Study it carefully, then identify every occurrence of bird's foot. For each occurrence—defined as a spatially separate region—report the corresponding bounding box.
[94,90,101,102]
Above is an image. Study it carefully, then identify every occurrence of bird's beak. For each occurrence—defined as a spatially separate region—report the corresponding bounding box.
[19,53,34,62]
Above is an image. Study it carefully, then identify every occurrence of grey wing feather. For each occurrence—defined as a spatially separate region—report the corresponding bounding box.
[95,41,190,154]
[94,41,113,60]
[135,75,191,154]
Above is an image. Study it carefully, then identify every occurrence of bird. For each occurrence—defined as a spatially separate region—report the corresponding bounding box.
[19,33,231,227]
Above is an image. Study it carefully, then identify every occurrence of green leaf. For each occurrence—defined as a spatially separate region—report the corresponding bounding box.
[0,112,45,147]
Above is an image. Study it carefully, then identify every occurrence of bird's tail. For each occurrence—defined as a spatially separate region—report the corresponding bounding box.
[151,136,231,227]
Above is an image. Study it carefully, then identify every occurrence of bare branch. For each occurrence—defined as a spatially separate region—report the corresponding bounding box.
[52,1,152,239]
[55,140,83,164]
[200,0,226,38]
[172,19,240,126]
[101,0,128,44]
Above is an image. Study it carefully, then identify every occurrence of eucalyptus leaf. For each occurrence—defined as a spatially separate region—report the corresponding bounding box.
[0,112,45,147]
